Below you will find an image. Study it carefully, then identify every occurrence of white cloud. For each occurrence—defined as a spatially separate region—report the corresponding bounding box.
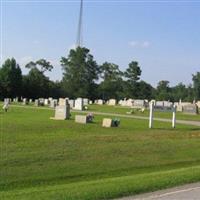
[129,41,138,47]
[129,40,151,48]
[141,41,150,48]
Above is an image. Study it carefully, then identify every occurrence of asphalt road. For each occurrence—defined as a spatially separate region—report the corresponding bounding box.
[116,182,200,200]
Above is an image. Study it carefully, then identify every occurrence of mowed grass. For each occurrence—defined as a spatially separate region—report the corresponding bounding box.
[89,104,200,121]
[1,106,200,199]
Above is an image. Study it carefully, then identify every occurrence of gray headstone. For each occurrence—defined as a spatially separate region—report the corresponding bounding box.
[54,105,70,120]
[183,104,198,115]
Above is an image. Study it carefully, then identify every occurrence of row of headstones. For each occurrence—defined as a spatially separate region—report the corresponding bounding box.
[94,98,199,115]
[14,97,91,111]
[95,99,172,108]
[51,102,120,128]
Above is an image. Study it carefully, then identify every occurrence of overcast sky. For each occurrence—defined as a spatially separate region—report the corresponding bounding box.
[1,0,200,87]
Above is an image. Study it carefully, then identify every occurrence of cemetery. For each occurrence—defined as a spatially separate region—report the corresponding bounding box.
[1,98,200,199]
[1,0,200,199]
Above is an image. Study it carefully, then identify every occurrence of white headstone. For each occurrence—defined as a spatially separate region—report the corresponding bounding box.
[74,98,83,110]
[108,99,116,106]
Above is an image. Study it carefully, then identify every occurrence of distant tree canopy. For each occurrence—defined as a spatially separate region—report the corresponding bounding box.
[25,59,53,73]
[61,47,100,99]
[0,58,22,98]
[99,62,123,100]
[0,47,199,101]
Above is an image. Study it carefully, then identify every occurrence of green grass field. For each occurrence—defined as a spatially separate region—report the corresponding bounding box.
[1,105,200,199]
[88,104,200,121]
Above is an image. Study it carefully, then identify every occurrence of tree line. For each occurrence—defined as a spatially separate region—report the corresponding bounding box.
[0,47,200,102]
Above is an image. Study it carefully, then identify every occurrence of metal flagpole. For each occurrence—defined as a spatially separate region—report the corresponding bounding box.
[76,0,83,47]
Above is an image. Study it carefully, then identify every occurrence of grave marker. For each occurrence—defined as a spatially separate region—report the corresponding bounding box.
[183,104,198,115]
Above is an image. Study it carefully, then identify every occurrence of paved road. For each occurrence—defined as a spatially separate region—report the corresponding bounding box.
[116,182,200,200]
[10,104,200,127]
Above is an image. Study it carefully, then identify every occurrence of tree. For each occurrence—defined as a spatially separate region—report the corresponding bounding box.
[99,62,123,100]
[156,80,171,100]
[0,58,22,98]
[123,61,142,98]
[61,47,100,99]
[137,81,155,100]
[124,61,142,82]
[25,59,53,73]
[192,72,200,100]
[171,83,188,102]
[23,59,54,98]
[22,68,51,98]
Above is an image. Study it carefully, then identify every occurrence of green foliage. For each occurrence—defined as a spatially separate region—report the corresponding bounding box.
[123,61,142,98]
[0,58,22,98]
[0,50,199,102]
[156,80,171,100]
[25,59,53,73]
[61,47,100,99]
[99,62,123,100]
[124,61,142,83]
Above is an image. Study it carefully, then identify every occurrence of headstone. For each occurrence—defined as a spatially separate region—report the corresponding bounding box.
[102,118,113,127]
[196,101,200,109]
[35,99,39,107]
[74,98,83,110]
[108,99,117,106]
[50,100,56,108]
[183,104,198,115]
[155,101,164,107]
[102,118,120,128]
[4,98,10,105]
[29,99,32,103]
[53,105,70,120]
[39,98,44,106]
[133,99,145,108]
[68,99,75,108]
[44,99,49,105]
[75,115,87,124]
[59,98,68,106]
[22,98,28,105]
[83,98,89,106]
[126,99,134,107]
[97,99,104,105]
[154,101,173,112]
[177,105,183,112]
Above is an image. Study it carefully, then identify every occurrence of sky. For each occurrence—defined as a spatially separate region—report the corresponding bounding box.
[1,0,200,87]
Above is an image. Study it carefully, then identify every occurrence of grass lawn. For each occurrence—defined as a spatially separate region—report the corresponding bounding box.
[1,106,200,199]
[88,104,200,121]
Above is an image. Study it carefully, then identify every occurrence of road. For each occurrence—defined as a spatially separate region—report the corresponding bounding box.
[116,182,200,200]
